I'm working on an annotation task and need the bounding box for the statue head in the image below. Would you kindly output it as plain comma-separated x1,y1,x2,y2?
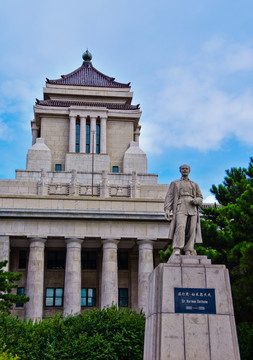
179,164,191,177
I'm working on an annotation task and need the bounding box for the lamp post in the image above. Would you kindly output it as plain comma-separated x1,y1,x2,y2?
91,130,95,197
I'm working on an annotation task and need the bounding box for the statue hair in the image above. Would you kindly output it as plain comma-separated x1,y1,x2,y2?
179,164,191,171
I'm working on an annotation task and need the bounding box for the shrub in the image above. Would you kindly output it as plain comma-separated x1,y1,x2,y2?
0,307,145,360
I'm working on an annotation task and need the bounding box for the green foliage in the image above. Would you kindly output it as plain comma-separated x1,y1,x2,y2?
159,245,173,263
0,262,29,313
200,158,253,358
237,322,253,360
0,307,145,360
0,345,19,360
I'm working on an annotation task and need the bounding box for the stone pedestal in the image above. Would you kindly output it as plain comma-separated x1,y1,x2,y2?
143,256,240,360
63,238,83,316
25,238,46,321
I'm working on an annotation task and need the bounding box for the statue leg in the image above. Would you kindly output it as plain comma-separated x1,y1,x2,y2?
173,213,188,254
184,215,197,254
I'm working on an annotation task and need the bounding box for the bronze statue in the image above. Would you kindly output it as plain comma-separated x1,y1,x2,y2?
164,165,203,256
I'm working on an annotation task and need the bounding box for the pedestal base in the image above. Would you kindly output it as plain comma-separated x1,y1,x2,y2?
143,256,240,360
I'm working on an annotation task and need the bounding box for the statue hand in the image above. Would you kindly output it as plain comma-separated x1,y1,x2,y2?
191,198,199,205
165,211,170,221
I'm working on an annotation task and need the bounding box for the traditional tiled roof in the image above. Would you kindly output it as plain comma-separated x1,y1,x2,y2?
46,62,131,88
36,99,140,110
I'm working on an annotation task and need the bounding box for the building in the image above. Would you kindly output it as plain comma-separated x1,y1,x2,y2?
0,50,169,320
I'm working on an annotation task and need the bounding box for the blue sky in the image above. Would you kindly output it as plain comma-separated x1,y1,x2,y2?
0,0,252,202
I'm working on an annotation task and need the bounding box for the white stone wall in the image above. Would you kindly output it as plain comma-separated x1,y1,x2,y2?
41,117,69,170
107,119,134,172
26,138,52,171
123,141,147,174
65,154,110,172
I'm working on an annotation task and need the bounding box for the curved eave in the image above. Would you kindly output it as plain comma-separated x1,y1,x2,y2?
46,63,131,89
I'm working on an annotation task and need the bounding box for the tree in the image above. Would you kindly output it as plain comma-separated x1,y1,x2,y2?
0,261,29,313
201,158,253,360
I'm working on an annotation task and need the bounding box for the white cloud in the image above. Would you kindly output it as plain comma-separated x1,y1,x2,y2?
142,38,253,153
203,195,217,204
0,118,10,140
0,79,39,131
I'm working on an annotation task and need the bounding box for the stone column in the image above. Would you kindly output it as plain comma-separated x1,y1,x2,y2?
101,239,119,308
63,238,83,316
130,171,140,198
31,122,39,145
25,238,46,321
69,116,76,153
134,125,141,145
90,117,96,154
0,236,10,271
100,170,110,197
80,116,86,153
100,117,107,154
138,240,154,314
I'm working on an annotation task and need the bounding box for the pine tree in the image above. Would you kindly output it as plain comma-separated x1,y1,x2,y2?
201,158,253,323
0,261,29,312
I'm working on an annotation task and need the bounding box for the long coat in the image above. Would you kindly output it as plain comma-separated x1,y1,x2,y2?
164,179,203,244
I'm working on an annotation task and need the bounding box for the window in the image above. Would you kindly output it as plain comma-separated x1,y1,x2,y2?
16,287,24,307
96,123,100,154
18,250,27,269
118,252,128,270
55,164,62,171
112,166,119,173
86,123,90,153
45,288,63,307
47,251,65,269
81,251,97,269
81,288,96,307
118,288,128,307
76,121,80,153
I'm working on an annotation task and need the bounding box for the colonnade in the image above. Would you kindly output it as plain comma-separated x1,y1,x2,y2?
21,237,154,320
68,115,107,154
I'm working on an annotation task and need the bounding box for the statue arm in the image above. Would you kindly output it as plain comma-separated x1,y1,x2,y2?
192,183,203,206
164,182,175,220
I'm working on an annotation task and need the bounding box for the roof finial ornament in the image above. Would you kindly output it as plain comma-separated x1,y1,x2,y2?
82,49,92,64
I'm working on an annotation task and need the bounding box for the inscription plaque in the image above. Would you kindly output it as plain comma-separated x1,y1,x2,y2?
174,288,216,314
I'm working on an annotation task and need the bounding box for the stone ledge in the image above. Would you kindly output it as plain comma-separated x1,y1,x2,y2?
168,255,211,265
0,208,166,221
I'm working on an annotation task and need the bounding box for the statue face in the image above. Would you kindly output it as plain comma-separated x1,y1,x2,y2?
180,165,190,176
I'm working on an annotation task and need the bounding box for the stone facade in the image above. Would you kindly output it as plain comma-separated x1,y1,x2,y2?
0,51,170,320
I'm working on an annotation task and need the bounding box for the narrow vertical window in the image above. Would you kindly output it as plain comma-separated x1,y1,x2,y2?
16,287,25,307
118,252,128,270
19,250,27,269
96,123,100,154
55,164,62,171
86,123,90,153
81,288,96,307
118,288,128,307
76,120,80,153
